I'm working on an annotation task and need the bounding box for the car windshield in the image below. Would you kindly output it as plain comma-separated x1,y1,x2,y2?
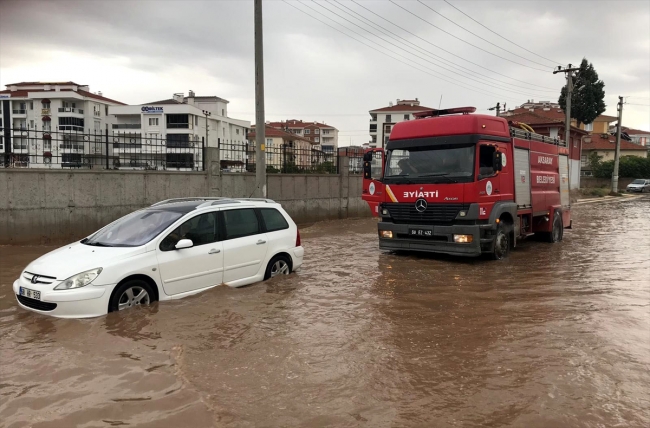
631,179,646,184
83,209,184,247
384,145,475,183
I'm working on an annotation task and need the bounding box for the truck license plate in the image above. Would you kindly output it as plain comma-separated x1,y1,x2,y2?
20,287,41,301
409,228,433,237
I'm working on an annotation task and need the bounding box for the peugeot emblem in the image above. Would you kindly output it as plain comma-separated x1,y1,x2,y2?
31,275,39,284
415,198,427,213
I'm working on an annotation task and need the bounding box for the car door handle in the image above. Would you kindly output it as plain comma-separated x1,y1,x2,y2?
208,248,221,254
256,240,267,245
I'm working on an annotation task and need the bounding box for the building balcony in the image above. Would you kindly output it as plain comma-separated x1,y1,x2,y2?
112,124,142,130
58,107,84,116
94,111,101,117
12,109,27,116
41,108,51,116
59,143,85,152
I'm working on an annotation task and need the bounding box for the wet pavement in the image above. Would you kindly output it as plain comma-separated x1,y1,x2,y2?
1,197,649,427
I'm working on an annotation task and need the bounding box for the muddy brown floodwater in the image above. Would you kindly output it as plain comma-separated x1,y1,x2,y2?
1,197,649,427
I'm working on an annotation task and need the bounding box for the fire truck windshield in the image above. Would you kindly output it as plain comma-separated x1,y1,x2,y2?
383,145,475,184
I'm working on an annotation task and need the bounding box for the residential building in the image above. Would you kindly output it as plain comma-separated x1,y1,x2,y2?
503,100,618,133
503,111,587,188
620,127,649,147
109,91,250,171
338,146,364,173
266,119,339,160
247,125,322,171
368,98,434,148
0,81,125,168
581,132,648,175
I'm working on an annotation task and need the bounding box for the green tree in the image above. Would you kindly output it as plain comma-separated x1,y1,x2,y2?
558,58,606,127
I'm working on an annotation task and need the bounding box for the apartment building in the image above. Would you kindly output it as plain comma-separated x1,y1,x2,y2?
0,81,124,168
109,91,250,171
247,125,320,171
368,98,433,148
266,119,339,159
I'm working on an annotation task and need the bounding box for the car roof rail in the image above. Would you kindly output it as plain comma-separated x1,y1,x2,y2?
150,197,231,207
235,198,276,203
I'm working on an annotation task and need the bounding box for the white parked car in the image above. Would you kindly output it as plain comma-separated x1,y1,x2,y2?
626,179,650,193
13,198,304,318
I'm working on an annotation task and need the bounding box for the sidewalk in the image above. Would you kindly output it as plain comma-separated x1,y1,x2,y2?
574,193,646,206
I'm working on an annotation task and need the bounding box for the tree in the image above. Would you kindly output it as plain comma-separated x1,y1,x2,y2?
558,58,606,127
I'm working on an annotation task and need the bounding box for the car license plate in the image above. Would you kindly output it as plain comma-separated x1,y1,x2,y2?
409,228,433,237
20,287,41,301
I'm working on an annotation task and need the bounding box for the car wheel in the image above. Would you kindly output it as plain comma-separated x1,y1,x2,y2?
491,222,510,260
109,279,155,313
264,255,292,280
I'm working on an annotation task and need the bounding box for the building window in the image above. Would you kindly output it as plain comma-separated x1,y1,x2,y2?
0,136,3,150
315,129,320,134
404,114,409,120
166,114,189,129
29,120,34,129
323,129,330,134
304,129,310,134
236,129,240,135
222,109,225,116
58,117,84,131
386,114,392,122
195,116,199,126
43,138,51,150
584,123,593,132
581,155,587,167
42,120,51,132
295,129,301,134
149,117,159,126
41,101,51,109
266,138,273,146
30,102,33,110
315,137,320,143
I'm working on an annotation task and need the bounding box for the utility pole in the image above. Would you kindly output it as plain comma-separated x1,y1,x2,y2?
612,96,624,193
254,0,266,198
488,102,502,116
553,64,580,147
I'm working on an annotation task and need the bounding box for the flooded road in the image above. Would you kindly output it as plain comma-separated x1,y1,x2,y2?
1,197,649,427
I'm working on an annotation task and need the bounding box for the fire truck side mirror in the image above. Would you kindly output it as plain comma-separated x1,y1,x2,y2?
493,151,503,171
363,152,373,162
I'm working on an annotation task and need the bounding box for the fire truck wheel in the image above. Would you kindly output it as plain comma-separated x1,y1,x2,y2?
548,211,564,243
491,222,510,260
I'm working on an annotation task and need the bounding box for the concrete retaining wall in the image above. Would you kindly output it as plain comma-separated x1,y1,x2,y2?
0,151,369,244
581,177,636,189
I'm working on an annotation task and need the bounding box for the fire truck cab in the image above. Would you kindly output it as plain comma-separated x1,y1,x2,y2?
362,107,572,259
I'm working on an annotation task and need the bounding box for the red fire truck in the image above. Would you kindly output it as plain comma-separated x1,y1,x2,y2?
362,107,572,259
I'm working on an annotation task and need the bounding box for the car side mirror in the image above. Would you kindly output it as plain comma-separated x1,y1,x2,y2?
175,239,194,250
493,151,503,171
363,152,373,162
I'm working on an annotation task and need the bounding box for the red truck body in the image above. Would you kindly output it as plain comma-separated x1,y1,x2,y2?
362,108,572,259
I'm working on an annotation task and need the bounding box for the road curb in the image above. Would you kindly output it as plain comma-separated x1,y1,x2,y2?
573,194,647,206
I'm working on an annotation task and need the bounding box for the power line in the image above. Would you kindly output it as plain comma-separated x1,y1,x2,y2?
328,0,557,95
416,0,554,68
442,0,562,65
388,0,550,72
314,0,552,97
349,0,557,91
625,103,650,107
284,0,523,103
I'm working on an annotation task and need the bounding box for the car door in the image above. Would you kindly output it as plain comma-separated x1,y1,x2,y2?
221,208,269,283
156,211,224,296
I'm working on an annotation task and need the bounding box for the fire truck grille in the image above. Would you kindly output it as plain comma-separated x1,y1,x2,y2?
384,203,469,225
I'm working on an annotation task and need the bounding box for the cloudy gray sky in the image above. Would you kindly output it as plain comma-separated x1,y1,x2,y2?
1,0,648,145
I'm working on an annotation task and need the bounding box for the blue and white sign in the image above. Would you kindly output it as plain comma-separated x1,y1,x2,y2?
0,94,11,99
141,106,163,114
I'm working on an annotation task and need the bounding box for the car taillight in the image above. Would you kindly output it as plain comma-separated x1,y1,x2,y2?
296,229,301,247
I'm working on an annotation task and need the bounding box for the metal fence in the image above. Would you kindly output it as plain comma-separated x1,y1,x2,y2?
0,128,351,174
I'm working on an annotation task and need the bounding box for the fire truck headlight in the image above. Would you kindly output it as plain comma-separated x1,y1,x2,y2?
380,230,393,239
453,234,473,243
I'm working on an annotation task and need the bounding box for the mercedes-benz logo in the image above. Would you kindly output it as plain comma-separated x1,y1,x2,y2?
415,198,428,213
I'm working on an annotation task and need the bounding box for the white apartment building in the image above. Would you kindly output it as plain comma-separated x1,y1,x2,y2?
368,98,433,148
0,81,124,168
109,91,250,171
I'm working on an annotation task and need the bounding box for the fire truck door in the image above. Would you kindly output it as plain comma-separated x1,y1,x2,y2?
362,149,384,217
477,144,502,218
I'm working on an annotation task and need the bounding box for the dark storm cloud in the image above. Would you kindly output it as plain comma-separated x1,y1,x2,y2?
1,0,648,141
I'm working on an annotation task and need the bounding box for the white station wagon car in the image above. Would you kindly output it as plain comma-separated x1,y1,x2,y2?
13,198,304,318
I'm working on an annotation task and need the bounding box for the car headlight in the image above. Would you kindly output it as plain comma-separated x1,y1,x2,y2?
54,268,103,290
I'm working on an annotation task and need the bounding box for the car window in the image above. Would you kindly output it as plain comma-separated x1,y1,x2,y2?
260,208,289,232
160,212,218,251
85,209,183,247
223,208,260,240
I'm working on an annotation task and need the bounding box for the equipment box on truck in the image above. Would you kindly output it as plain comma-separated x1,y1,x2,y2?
362,107,572,260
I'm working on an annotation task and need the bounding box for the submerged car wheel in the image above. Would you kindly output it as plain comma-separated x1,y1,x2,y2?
547,211,564,243
109,280,155,313
264,255,292,280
